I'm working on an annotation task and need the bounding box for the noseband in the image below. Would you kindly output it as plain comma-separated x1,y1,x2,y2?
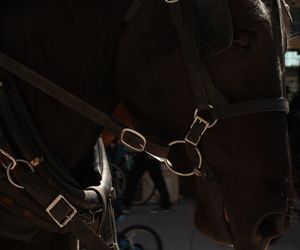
0,0,290,179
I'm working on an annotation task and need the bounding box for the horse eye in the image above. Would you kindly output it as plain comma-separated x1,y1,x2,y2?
233,31,253,49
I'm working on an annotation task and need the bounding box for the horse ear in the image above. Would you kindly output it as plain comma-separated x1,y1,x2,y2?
192,0,233,59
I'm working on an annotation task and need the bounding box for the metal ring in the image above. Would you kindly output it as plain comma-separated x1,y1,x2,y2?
6,160,35,189
163,140,202,177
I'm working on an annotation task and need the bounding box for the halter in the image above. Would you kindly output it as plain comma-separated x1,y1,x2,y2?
123,0,290,176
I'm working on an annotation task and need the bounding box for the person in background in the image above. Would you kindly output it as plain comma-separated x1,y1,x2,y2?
122,152,172,214
102,103,171,213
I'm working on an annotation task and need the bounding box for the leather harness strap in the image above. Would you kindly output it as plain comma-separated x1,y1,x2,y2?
0,77,116,249
0,51,169,158
11,165,113,250
0,149,113,250
0,134,114,250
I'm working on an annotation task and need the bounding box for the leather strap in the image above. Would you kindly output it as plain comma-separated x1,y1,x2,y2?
0,51,169,158
0,139,113,250
280,0,293,22
0,80,115,249
0,134,112,250
166,0,289,118
199,98,290,123
11,166,111,250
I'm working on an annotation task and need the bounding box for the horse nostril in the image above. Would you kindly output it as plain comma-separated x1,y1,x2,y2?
257,213,286,239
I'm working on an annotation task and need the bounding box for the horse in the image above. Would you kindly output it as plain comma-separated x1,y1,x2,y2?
0,0,293,250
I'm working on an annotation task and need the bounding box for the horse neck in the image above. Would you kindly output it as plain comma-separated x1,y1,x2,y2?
0,0,130,171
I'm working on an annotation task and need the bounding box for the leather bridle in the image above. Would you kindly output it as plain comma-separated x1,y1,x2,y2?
154,0,290,176
0,0,291,249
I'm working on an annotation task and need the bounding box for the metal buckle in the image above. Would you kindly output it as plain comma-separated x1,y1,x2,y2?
120,128,146,152
185,116,211,146
185,108,218,146
46,194,77,228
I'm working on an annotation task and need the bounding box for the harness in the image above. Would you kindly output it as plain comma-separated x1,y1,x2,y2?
0,0,291,249
0,74,118,249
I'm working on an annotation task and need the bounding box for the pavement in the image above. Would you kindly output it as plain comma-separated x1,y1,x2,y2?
116,197,300,250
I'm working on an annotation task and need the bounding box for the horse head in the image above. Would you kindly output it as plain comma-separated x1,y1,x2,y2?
113,0,292,249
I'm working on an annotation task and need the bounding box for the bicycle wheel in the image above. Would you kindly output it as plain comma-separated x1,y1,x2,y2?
111,163,127,198
132,173,156,206
119,225,163,250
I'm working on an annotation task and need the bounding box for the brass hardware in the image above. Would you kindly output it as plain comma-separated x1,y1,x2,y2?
30,157,43,167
